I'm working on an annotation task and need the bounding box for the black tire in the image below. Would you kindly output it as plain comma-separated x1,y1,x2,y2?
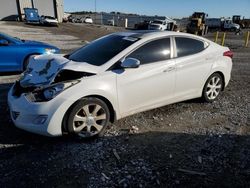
66,97,110,138
202,73,223,103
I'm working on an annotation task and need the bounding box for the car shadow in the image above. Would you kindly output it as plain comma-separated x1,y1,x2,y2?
0,72,21,76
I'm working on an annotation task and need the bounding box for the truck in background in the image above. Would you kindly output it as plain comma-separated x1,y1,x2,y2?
148,17,177,31
206,18,240,31
24,8,40,24
232,15,250,29
186,12,208,36
24,8,58,26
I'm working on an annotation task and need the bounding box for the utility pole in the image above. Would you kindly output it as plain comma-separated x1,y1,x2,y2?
94,0,97,24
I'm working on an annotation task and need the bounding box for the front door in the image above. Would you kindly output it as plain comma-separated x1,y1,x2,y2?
116,37,176,117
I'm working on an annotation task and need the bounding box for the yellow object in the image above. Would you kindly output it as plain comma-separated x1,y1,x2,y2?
215,31,219,43
221,32,226,46
245,31,250,47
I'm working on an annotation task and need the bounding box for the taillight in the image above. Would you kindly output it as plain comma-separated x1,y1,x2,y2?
223,50,233,59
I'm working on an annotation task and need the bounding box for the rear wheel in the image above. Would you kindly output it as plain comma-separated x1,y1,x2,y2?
202,73,223,102
66,98,110,138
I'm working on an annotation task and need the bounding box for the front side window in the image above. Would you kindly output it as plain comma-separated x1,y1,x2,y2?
175,37,205,57
128,38,171,65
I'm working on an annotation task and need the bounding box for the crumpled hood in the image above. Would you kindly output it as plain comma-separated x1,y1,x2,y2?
20,54,100,88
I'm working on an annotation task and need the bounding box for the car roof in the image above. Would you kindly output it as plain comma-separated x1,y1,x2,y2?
114,30,211,42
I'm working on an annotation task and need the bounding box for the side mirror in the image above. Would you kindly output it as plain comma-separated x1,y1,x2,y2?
0,39,9,46
121,58,140,69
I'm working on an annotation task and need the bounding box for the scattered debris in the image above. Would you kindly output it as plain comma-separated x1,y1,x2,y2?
113,149,120,161
130,125,139,133
178,168,206,176
101,172,110,180
119,178,126,184
198,156,202,163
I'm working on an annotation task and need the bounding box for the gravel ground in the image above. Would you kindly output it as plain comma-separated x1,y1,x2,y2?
0,22,249,187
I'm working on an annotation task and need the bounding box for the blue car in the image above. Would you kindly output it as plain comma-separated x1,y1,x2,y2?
0,32,60,72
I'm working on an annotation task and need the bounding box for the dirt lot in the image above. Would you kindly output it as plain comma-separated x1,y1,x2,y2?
0,22,250,187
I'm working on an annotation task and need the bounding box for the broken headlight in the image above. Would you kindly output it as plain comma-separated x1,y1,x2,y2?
27,80,80,102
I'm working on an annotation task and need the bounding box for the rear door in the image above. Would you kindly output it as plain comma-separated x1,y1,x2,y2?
174,36,211,100
116,37,176,117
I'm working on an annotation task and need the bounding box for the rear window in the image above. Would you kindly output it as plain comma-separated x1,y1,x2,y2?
175,37,205,57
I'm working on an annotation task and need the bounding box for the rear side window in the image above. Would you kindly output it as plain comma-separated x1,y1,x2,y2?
128,38,171,65
175,37,205,57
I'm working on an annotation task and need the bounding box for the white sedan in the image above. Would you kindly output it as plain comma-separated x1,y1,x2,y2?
40,15,58,26
8,31,233,138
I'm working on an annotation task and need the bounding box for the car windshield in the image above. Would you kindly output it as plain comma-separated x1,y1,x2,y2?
68,34,139,66
152,20,163,24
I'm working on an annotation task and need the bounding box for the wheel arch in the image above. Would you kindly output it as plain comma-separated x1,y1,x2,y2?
211,71,225,91
22,53,41,70
62,94,117,134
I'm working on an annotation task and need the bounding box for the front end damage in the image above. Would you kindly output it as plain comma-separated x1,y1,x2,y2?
12,55,96,102
8,54,98,136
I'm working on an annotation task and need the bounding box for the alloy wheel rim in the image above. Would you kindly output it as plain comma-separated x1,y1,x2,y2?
72,104,107,137
206,76,222,100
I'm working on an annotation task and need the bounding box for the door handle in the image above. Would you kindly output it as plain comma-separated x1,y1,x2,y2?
163,67,175,73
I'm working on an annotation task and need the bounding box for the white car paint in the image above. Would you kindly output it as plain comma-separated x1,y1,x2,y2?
84,17,93,24
40,16,58,25
148,18,176,31
8,31,232,137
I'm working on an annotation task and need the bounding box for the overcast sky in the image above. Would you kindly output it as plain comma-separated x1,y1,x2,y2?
64,0,250,18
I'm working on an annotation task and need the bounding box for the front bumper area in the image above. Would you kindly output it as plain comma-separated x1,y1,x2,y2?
8,85,70,137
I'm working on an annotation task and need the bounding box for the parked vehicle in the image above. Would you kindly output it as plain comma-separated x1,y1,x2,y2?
134,20,152,30
149,17,176,31
107,19,115,26
0,32,59,72
232,15,250,29
84,17,93,24
207,18,240,31
71,17,84,23
63,13,72,22
24,8,40,24
187,12,208,35
205,18,222,30
8,31,232,138
222,18,240,31
206,18,240,31
40,15,59,26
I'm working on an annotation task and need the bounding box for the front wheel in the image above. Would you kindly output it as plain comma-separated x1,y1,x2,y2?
66,97,110,138
202,73,223,102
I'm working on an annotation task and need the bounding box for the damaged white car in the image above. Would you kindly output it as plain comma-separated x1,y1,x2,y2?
8,31,233,138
